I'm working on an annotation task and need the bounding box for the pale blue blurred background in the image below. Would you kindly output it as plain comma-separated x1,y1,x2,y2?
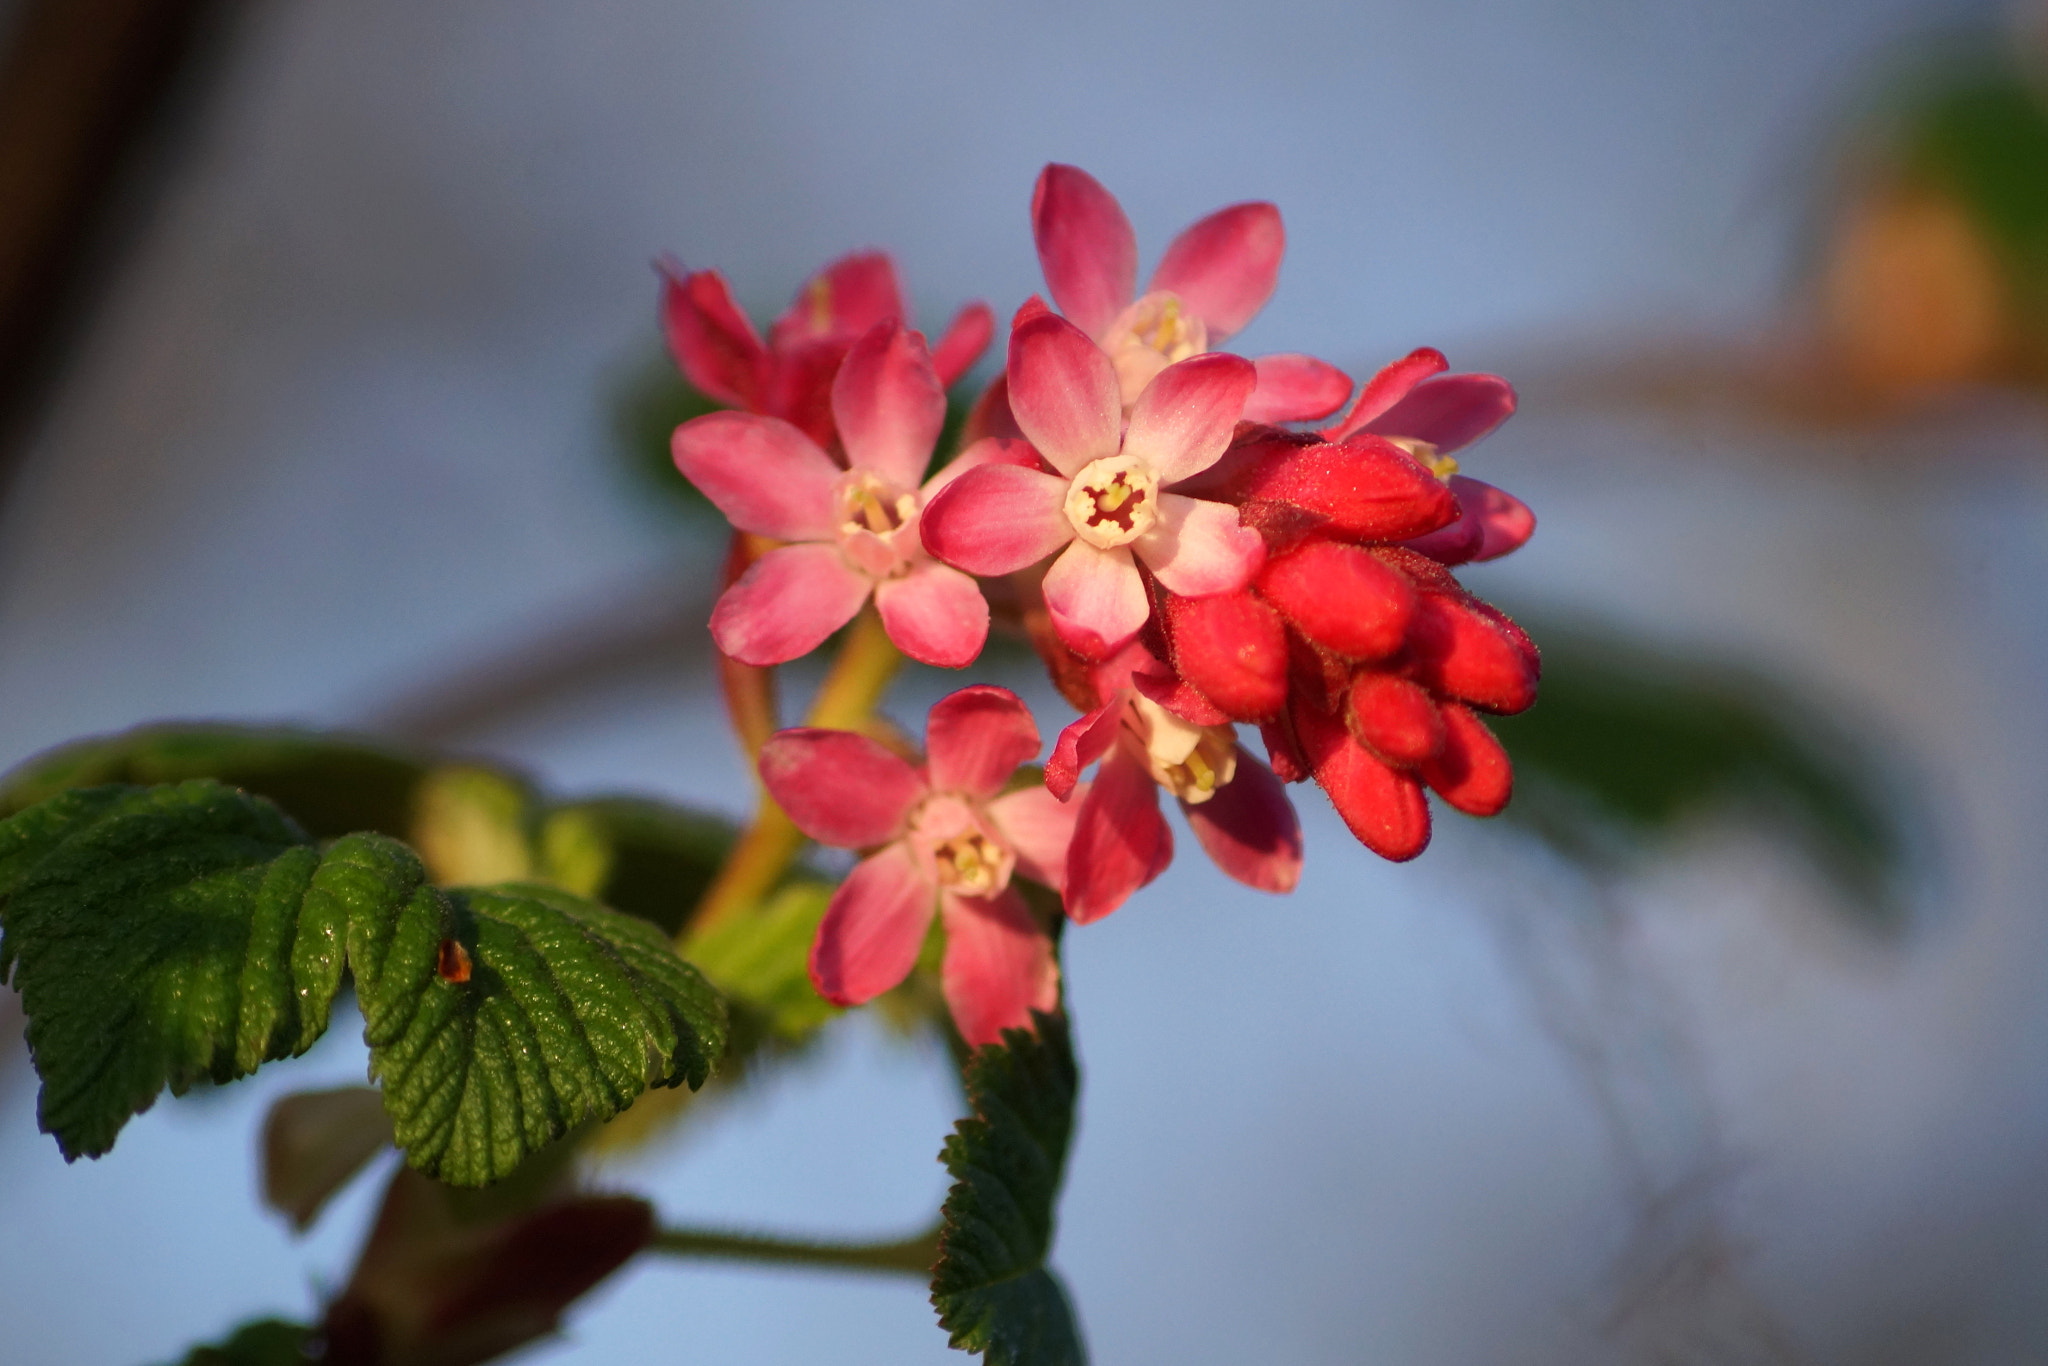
4,1,2048,1362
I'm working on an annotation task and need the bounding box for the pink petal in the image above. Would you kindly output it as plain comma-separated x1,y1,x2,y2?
874,562,989,668
987,785,1084,889
1006,313,1124,477
771,250,905,350
924,685,1041,798
1320,347,1449,442
660,266,769,411
763,336,851,449
832,322,945,490
919,461,1073,575
1063,749,1173,924
1130,668,1232,727
931,302,996,389
1365,373,1517,453
1182,751,1301,893
671,412,842,540
1243,354,1353,424
1046,701,1123,800
1042,541,1149,661
939,889,1059,1046
809,843,936,1005
1031,164,1138,338
1400,505,1487,565
961,373,1022,445
919,436,1044,500
710,543,872,666
1455,476,1536,561
1147,201,1284,341
1135,493,1265,597
759,727,926,848
1123,352,1258,485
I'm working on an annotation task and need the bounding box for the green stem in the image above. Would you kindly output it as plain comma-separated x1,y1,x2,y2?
647,1220,940,1276
683,608,904,942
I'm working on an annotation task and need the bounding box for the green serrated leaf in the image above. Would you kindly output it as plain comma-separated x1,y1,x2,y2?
158,1317,315,1366
0,781,726,1182
366,880,725,1186
931,1013,1087,1366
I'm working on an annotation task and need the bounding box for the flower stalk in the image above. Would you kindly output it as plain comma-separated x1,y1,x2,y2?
683,607,904,942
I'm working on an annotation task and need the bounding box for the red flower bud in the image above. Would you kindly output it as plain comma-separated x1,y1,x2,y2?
1260,540,1416,661
1165,591,1289,721
1210,436,1457,542
1346,672,1445,766
1404,591,1539,714
1418,702,1513,816
1293,695,1432,861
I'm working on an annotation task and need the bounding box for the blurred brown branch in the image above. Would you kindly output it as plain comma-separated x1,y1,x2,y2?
0,0,239,492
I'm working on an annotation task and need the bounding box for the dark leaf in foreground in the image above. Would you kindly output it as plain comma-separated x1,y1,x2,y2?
159,1317,315,1366
931,1012,1086,1365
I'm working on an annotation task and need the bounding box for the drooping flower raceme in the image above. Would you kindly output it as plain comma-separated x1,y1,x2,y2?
921,310,1267,659
662,249,992,448
1318,347,1534,566
673,321,1017,668
1031,163,1351,422
758,686,1082,1046
1042,640,1301,923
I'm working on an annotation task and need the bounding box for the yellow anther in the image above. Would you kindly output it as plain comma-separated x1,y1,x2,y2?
1390,437,1459,481
1180,747,1217,794
807,278,833,334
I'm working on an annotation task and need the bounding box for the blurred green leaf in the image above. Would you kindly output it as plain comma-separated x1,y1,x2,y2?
1491,628,1905,916
0,723,429,838
683,879,838,1043
931,1012,1086,1366
159,1318,315,1366
538,796,735,936
0,781,727,1181
1904,65,2048,283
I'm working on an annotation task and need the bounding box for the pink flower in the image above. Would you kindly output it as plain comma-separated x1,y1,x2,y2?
1319,348,1534,566
1031,163,1351,422
662,250,993,448
759,686,1082,1046
920,311,1267,659
1043,642,1302,923
672,321,1029,668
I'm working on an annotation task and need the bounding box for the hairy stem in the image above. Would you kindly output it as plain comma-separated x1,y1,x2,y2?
684,608,903,940
647,1220,940,1276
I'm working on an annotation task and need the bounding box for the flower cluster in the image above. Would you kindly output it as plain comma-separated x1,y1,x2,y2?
667,165,1537,1044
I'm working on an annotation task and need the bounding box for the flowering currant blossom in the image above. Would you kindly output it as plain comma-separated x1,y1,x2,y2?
920,310,1267,659
1030,163,1351,422
672,321,1023,668
662,249,993,448
1318,347,1534,566
1139,364,1537,862
758,686,1082,1046
1041,639,1301,923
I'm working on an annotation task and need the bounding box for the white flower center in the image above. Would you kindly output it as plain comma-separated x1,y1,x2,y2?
1063,454,1159,549
909,793,1015,897
1126,695,1238,805
1103,291,1208,404
835,469,921,579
